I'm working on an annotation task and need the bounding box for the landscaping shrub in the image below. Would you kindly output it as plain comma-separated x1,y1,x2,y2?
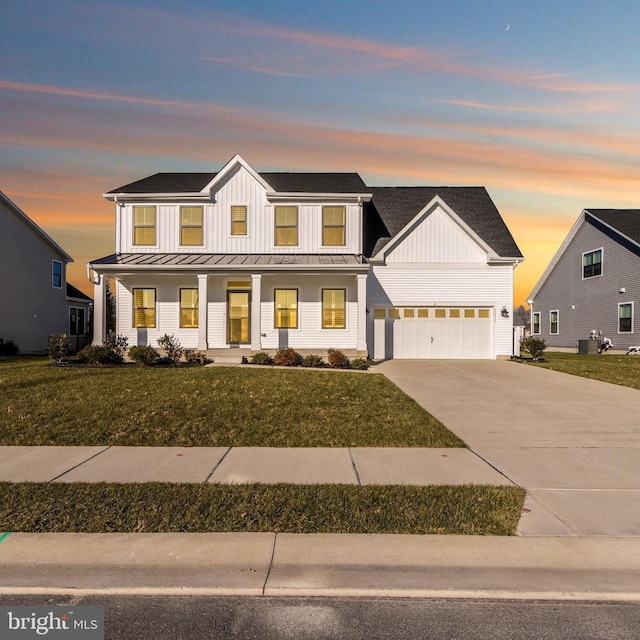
520,336,547,361
184,350,212,366
47,333,70,364
350,357,370,370
0,341,19,356
274,348,302,367
250,351,274,365
157,334,184,365
128,345,159,365
327,348,350,369
301,354,325,368
77,331,128,365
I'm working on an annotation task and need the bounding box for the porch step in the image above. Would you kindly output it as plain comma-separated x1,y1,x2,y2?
204,349,251,365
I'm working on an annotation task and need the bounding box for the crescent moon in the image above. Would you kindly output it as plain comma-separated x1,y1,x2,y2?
504,24,510,31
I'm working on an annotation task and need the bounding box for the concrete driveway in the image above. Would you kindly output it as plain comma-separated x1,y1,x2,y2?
377,359,640,537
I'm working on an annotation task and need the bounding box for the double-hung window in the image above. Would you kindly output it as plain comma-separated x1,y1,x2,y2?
322,206,346,246
133,206,156,246
274,289,298,328
52,260,62,288
180,289,198,328
619,302,633,333
583,249,602,278
180,206,203,246
322,289,346,329
133,288,156,328
532,312,541,335
231,206,247,236
550,310,559,335
274,206,298,246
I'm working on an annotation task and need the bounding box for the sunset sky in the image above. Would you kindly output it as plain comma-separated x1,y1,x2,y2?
2,0,640,305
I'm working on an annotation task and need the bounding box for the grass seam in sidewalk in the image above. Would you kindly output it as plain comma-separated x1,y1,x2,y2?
0,482,525,536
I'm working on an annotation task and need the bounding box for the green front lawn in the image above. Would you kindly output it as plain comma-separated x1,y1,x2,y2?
521,352,640,390
0,358,463,447
0,482,524,535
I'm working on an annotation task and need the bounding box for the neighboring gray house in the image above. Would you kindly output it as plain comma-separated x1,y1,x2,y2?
528,209,640,351
89,154,523,360
0,191,92,354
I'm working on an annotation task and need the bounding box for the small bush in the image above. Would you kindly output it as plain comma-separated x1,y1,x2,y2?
274,348,302,367
184,350,212,366
77,331,128,365
520,336,547,361
0,340,19,356
157,334,184,365
327,348,350,369
48,333,70,363
128,345,159,365
301,354,325,368
350,357,370,370
250,351,274,366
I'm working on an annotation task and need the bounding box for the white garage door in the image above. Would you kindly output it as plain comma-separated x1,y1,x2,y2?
374,307,493,359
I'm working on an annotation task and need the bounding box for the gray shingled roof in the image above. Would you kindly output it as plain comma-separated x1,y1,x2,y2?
585,209,640,245
66,283,92,301
91,253,366,267
365,187,523,258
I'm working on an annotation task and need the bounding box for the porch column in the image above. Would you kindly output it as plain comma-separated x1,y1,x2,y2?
92,274,106,345
197,274,208,351
251,273,262,350
356,273,368,353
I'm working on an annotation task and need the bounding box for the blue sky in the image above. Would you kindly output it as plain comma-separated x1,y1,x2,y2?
2,0,640,302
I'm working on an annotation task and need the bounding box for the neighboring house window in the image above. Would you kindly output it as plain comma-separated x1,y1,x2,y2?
133,206,156,245
133,288,156,328
52,260,63,288
322,206,346,246
322,289,346,329
275,206,298,246
231,206,247,236
532,312,541,335
274,289,298,328
69,307,86,336
180,206,203,246
619,302,633,333
550,310,559,335
180,289,198,328
583,249,602,278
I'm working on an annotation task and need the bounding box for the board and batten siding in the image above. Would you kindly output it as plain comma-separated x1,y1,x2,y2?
0,199,69,353
533,218,640,349
117,165,363,255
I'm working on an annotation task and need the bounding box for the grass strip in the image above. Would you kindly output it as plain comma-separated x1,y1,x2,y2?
0,359,463,447
520,352,640,390
0,482,525,535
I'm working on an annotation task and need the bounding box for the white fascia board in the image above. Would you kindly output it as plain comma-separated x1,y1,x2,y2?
201,154,273,194
266,192,373,203
370,195,496,263
103,193,208,202
528,211,586,301
90,263,369,274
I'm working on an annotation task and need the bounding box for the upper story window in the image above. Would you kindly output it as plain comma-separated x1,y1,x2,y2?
583,249,602,279
322,206,346,246
52,260,62,288
532,312,541,335
180,206,203,246
133,288,156,328
619,302,633,333
231,206,247,236
550,310,559,335
274,289,298,328
133,206,156,246
275,206,298,246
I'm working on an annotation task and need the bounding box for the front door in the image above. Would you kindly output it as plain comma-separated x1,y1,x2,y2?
228,291,250,344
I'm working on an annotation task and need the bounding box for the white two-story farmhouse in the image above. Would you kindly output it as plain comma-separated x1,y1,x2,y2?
88,155,523,360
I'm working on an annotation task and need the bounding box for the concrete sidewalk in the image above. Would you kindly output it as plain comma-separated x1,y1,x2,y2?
1,532,640,600
0,445,511,486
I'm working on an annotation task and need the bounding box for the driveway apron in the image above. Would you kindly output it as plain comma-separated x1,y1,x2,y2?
376,359,640,537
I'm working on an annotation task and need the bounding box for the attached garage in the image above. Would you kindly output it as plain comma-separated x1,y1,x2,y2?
373,307,494,359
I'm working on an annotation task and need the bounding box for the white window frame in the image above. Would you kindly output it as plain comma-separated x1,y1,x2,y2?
582,248,603,280
52,260,63,289
550,310,559,335
532,312,541,335
618,301,634,334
